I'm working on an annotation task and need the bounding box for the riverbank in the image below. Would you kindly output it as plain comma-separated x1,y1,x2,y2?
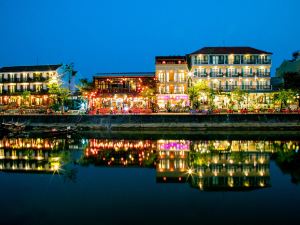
1,114,300,131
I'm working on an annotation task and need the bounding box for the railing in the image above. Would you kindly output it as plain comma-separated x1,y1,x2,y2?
217,85,272,91
194,59,272,65
0,77,48,83
97,89,139,94
193,60,208,65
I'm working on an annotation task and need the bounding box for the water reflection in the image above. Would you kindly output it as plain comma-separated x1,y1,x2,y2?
1,137,299,190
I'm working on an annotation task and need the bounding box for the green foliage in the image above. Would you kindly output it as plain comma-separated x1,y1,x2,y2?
231,87,247,109
48,82,70,113
77,78,94,93
21,91,31,106
275,89,298,109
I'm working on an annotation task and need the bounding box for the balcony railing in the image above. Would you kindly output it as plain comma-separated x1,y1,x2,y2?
193,60,208,65
97,88,140,94
194,59,271,65
216,85,272,91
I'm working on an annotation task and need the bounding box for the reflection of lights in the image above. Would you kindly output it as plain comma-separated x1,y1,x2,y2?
199,182,203,190
260,171,265,176
259,181,265,187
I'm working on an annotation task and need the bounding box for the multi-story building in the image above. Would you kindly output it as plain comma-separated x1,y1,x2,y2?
188,47,272,92
0,64,62,107
155,56,190,109
92,72,155,111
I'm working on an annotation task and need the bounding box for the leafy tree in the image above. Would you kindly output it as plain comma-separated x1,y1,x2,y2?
76,78,94,93
231,87,247,110
48,82,70,114
275,89,297,109
21,91,31,107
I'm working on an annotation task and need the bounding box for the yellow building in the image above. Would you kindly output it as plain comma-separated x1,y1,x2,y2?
155,56,190,109
188,47,272,92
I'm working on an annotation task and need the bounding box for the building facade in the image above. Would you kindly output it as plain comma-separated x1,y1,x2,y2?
92,72,156,112
0,64,62,107
188,47,272,92
155,56,189,109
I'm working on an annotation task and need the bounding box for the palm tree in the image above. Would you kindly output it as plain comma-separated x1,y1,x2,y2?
188,86,200,109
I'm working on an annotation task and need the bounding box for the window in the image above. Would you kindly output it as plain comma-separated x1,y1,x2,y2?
211,68,220,76
165,85,169,93
174,72,184,82
212,56,219,64
9,85,15,93
158,72,165,82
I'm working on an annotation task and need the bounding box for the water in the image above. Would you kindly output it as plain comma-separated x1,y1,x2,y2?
0,133,300,225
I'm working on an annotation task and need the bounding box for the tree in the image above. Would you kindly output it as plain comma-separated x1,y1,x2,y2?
140,86,156,109
231,88,247,110
48,82,70,114
275,89,297,109
21,91,31,107
188,80,211,109
76,78,94,93
188,86,200,109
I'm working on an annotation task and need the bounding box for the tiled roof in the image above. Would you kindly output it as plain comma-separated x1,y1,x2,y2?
190,47,272,55
94,72,155,78
0,64,62,73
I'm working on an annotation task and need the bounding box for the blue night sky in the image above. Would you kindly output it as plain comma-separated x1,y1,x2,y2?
0,0,299,80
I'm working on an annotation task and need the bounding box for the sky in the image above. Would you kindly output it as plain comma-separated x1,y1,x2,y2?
0,0,299,80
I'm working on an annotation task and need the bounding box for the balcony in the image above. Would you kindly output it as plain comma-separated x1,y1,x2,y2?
193,60,208,65
97,88,140,94
253,72,270,77
194,73,208,78
210,73,224,78
257,59,271,64
218,85,272,92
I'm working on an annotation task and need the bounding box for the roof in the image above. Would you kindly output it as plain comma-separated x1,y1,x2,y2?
94,72,155,78
155,56,187,65
0,64,62,73
190,47,272,55
155,56,186,60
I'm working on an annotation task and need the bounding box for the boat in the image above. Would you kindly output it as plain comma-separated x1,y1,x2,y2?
41,126,77,136
0,122,26,133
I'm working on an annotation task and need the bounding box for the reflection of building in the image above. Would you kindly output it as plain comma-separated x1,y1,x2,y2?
0,65,62,106
84,139,157,167
156,140,190,182
92,72,155,110
155,56,189,109
156,140,276,191
191,150,270,190
0,138,63,173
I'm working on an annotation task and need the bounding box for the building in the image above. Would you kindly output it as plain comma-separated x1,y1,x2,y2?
155,56,190,109
92,72,156,111
276,50,300,77
0,64,62,107
188,47,272,92
276,50,300,90
186,47,275,110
